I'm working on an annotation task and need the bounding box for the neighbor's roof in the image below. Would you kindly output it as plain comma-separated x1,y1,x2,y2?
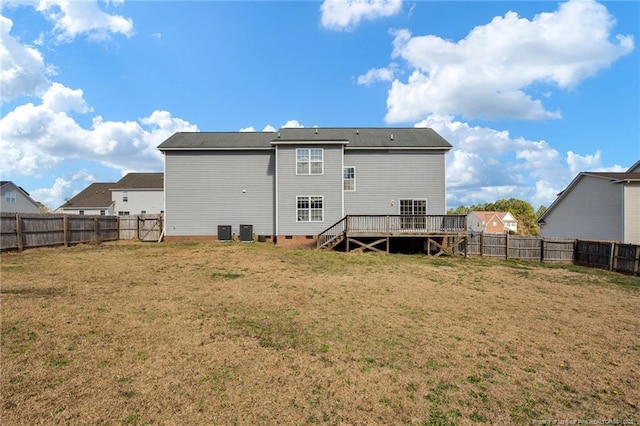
58,182,115,209
112,172,163,190
469,211,512,223
582,171,640,182
157,128,452,150
1,181,32,197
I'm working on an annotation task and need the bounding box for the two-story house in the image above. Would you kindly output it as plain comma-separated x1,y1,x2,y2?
56,173,164,216
1,181,41,214
111,173,164,216
537,160,640,244
158,127,452,246
466,211,518,234
56,182,116,215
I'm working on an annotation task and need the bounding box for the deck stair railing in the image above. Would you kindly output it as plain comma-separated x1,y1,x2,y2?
318,215,467,249
317,216,348,249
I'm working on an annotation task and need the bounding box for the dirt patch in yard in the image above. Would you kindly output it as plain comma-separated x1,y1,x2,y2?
1,241,638,424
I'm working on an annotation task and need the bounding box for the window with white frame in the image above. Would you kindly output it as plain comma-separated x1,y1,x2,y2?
343,167,355,191
123,191,128,202
296,148,323,175
5,191,16,203
297,196,323,222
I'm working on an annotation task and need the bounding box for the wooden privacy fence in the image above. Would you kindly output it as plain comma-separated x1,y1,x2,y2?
466,233,575,262
466,233,639,275
1,213,118,252
574,240,640,275
118,214,163,242
1,213,164,251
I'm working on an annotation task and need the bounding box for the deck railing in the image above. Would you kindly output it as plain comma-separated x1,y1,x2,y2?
318,215,466,248
346,214,466,234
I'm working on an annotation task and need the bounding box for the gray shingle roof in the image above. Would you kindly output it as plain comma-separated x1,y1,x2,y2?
58,183,115,209
158,132,277,150
112,173,164,190
585,172,640,182
157,128,452,150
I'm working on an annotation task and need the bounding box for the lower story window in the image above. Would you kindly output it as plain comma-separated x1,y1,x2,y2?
297,196,323,222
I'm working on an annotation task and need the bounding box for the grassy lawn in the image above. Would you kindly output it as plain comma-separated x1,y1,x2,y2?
1,241,638,425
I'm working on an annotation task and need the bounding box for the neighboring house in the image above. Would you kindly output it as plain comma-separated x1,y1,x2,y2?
111,172,164,215
158,127,452,245
0,181,40,214
537,160,640,244
466,211,518,234
56,182,116,215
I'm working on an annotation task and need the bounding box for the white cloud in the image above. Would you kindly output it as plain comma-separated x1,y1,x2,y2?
41,82,92,113
282,120,304,128
262,125,276,132
356,64,397,86
385,0,634,123
34,0,134,42
321,0,402,31
0,82,197,177
416,114,572,208
0,15,48,103
239,126,256,132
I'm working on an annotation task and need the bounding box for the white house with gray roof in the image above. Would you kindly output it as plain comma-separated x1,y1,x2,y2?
537,160,640,244
158,127,452,246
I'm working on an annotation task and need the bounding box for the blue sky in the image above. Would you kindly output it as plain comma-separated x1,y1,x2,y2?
1,0,638,211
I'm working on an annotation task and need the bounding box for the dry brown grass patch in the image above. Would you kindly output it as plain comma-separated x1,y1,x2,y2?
1,241,638,424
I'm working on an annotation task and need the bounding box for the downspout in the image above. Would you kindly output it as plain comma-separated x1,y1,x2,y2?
162,151,166,236
274,144,279,243
620,183,625,243
341,144,345,218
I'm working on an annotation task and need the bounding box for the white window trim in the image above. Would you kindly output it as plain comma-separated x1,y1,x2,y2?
343,166,356,192
296,148,324,175
5,191,16,203
296,195,324,222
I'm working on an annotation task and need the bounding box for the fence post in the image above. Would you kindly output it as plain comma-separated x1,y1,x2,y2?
63,215,69,247
635,245,640,276
479,232,484,257
93,216,99,243
15,214,23,252
611,242,618,272
540,238,544,262
505,233,510,260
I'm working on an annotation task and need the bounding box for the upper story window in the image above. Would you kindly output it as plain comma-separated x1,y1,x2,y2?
343,167,356,191
123,191,128,202
5,191,16,203
296,148,323,175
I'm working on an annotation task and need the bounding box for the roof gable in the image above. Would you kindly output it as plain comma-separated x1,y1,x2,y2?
537,169,640,224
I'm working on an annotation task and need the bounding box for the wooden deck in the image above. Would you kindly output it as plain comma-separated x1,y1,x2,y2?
317,215,468,256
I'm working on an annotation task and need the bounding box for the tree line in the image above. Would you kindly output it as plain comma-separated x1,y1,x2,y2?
447,198,547,236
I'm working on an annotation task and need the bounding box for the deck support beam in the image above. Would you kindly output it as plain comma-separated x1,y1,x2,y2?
347,237,389,254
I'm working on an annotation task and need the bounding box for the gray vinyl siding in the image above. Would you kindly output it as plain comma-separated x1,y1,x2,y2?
344,150,447,215
624,183,640,244
1,183,40,214
276,145,343,235
540,175,623,241
165,151,274,236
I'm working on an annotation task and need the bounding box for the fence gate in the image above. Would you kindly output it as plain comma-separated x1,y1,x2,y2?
137,216,162,241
